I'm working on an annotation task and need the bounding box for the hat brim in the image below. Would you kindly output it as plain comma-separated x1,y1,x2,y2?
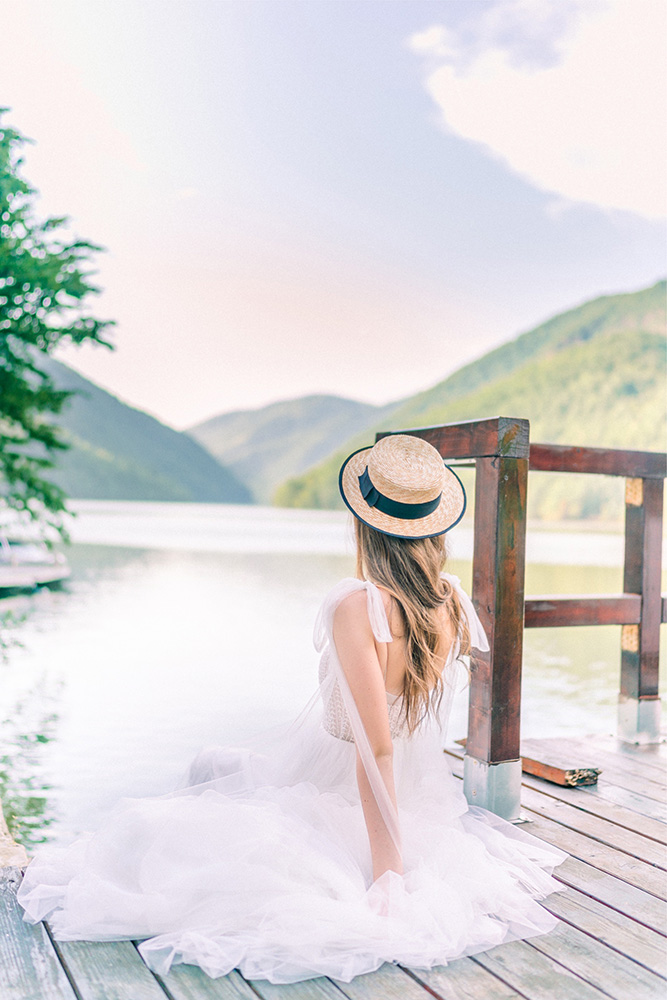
339,444,467,540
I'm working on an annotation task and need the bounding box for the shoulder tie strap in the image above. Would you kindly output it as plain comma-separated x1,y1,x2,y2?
442,572,490,652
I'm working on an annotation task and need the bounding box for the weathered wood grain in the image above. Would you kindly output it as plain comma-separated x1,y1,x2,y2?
517,810,667,897
49,938,167,1000
533,740,667,800
519,774,667,843
444,747,667,843
554,857,667,934
473,938,609,999
590,732,667,761
0,867,77,1000
159,964,258,999
528,918,665,1000
591,780,667,823
467,454,528,765
333,963,429,1000
542,886,667,978
528,444,666,479
587,768,666,803
524,594,641,628
622,476,664,702
249,975,346,999
378,417,531,461
519,738,666,800
406,958,525,999
520,755,600,788
517,785,667,869
543,737,666,783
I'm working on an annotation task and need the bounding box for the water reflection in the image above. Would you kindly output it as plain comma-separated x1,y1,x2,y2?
0,681,60,850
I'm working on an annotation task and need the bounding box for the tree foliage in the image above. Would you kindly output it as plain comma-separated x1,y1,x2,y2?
0,111,114,534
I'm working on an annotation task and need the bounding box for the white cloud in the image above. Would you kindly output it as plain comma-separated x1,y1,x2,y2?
409,0,666,220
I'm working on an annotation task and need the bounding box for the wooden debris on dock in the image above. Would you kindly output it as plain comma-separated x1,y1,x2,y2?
455,737,602,787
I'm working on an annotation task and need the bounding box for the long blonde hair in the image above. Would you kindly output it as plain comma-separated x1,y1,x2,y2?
355,518,471,734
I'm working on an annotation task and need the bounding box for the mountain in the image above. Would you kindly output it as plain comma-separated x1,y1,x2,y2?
188,395,398,504
42,359,252,504
273,280,667,521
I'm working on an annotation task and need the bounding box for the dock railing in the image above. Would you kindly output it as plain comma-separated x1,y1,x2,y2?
376,417,666,822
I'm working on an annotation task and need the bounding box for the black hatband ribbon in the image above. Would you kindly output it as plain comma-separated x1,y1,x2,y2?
358,467,441,520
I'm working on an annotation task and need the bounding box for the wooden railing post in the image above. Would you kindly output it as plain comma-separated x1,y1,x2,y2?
377,416,531,822
619,476,664,743
465,444,529,822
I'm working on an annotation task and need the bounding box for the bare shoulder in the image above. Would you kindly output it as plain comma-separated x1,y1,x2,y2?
333,589,375,640
334,588,369,621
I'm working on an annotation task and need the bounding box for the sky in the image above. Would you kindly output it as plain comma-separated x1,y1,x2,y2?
1,0,665,429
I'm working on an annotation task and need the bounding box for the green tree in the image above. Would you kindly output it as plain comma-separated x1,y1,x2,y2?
0,111,114,535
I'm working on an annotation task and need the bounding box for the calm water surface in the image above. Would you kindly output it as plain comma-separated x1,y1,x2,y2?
0,501,664,848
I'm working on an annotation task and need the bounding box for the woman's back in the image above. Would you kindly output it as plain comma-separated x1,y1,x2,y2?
372,583,457,698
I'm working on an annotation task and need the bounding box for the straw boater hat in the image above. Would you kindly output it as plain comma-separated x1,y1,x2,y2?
339,434,466,540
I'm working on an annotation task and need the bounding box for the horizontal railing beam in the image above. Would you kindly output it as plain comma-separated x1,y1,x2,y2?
529,444,666,478
377,416,530,460
524,594,642,627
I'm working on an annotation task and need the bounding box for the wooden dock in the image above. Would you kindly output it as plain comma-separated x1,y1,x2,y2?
1,733,665,1000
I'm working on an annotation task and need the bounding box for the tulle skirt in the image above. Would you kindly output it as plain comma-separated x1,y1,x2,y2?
18,715,567,984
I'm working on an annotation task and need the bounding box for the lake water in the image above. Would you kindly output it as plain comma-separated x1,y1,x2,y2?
0,500,664,849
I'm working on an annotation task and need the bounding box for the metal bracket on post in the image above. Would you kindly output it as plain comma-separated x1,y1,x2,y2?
463,754,524,822
617,695,663,745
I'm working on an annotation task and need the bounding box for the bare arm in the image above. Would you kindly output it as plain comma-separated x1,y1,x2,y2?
333,592,403,881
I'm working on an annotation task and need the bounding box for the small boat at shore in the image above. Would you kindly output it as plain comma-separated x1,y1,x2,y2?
0,533,70,592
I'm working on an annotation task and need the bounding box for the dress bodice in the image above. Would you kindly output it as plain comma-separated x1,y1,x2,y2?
315,573,487,744
319,648,409,742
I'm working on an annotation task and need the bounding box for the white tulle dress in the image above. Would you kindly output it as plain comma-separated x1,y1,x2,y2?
18,574,566,984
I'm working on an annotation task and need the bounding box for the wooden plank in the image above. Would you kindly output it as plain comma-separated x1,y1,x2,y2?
516,809,667,897
250,975,345,998
529,776,667,841
0,867,78,1000
554,857,667,934
519,738,666,800
524,594,641,628
473,939,609,999
528,444,667,479
467,454,527,764
159,964,258,999
378,416,531,460
549,737,666,783
527,917,665,1000
527,739,666,799
542,886,667,978
582,734,667,772
592,769,666,802
520,756,600,788
622,476,664,701
49,938,167,1000
333,963,431,999
406,958,526,999
445,747,667,844
591,779,667,823
517,784,667,869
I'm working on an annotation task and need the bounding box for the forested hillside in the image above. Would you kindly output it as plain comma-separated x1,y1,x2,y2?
189,395,397,503
43,359,252,504
274,281,666,521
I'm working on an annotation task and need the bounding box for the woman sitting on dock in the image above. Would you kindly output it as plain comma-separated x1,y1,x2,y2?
18,434,566,984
